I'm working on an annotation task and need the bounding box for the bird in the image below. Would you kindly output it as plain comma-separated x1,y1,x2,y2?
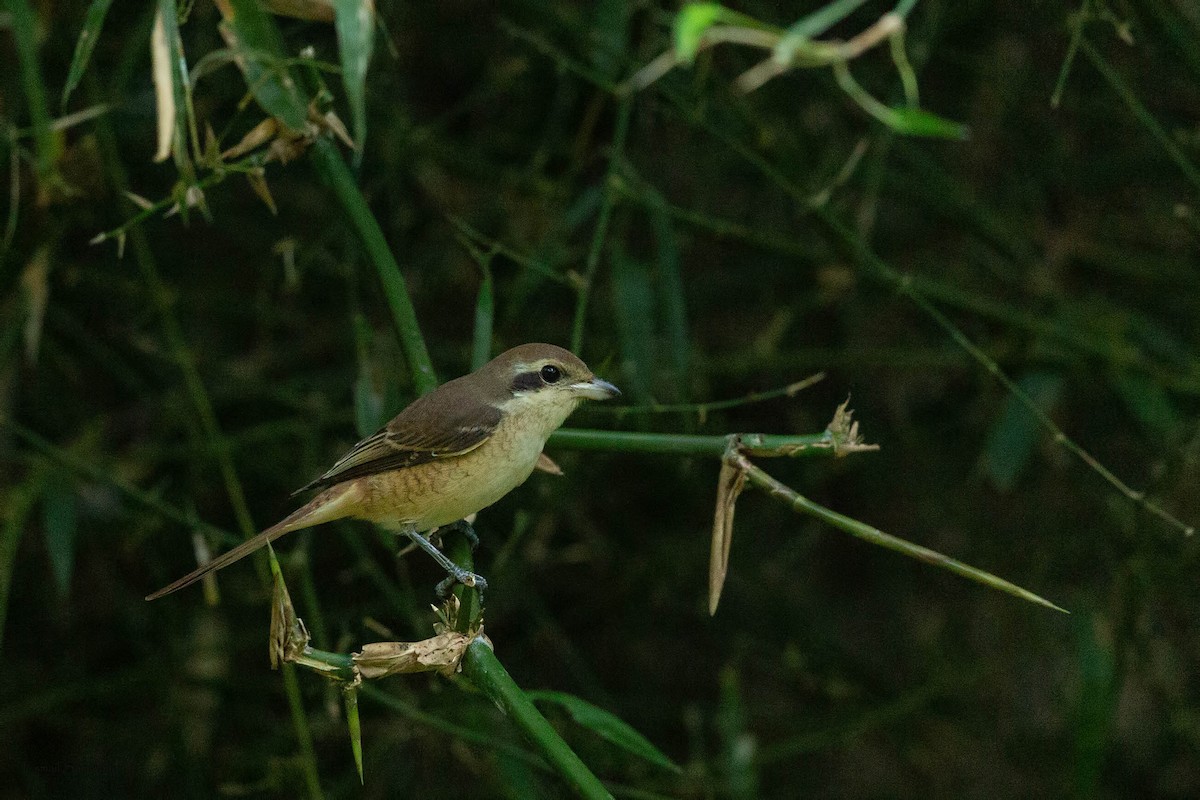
146,343,620,601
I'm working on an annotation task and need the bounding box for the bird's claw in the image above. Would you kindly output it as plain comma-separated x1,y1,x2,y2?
445,519,480,552
436,569,488,599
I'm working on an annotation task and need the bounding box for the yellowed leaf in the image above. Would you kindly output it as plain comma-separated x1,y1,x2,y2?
246,168,278,215
20,248,51,364
709,458,747,615
150,11,174,163
221,117,280,160
261,0,335,22
535,452,564,476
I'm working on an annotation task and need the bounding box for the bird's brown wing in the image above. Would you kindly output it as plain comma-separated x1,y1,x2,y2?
296,377,502,493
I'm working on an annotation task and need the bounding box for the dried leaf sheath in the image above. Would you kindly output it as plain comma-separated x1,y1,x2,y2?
709,457,746,615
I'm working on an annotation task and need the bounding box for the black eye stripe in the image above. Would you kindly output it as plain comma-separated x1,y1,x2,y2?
511,371,542,392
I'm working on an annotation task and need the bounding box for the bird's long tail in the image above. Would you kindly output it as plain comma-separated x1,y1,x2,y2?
145,481,365,601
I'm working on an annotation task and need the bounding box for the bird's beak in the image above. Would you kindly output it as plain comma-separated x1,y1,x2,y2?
571,378,621,400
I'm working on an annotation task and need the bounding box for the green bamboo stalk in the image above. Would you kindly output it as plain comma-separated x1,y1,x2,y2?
733,453,1068,613
461,638,614,800
549,429,830,457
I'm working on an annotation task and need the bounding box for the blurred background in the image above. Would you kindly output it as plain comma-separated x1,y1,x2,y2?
2,1,1199,797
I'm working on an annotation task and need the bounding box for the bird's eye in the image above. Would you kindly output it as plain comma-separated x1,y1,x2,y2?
540,364,562,384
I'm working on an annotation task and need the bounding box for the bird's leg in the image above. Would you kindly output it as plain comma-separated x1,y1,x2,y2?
399,524,488,595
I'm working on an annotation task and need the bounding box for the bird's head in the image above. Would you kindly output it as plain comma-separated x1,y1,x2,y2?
480,343,620,436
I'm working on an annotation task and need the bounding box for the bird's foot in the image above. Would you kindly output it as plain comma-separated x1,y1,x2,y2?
443,519,480,552
436,568,488,599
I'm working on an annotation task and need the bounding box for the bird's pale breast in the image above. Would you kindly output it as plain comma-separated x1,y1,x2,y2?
351,412,549,531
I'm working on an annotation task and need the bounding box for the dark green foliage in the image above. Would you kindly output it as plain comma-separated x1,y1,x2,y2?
2,1,1199,798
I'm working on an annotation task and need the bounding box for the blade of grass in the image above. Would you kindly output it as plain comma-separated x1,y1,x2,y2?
0,470,42,653
610,249,656,404
310,137,437,393
62,0,115,108
216,0,308,131
360,685,551,770
527,690,681,774
41,468,78,600
333,0,375,165
648,205,690,401
8,0,58,180
786,0,871,40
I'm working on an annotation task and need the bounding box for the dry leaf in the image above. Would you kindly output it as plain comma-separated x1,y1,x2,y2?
246,168,278,215
150,11,174,163
709,457,747,615
353,632,476,679
262,0,335,22
535,452,564,476
269,564,310,669
222,117,280,161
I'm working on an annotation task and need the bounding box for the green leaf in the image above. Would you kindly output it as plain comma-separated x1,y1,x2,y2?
471,263,494,372
333,0,374,163
673,4,778,65
526,690,681,773
343,685,364,783
352,314,387,437
885,107,970,140
716,667,758,800
611,250,657,404
1111,373,1179,438
42,471,77,600
0,476,41,653
62,0,114,108
674,4,724,63
982,370,1064,492
786,0,869,39
218,0,309,132
1071,613,1118,796
152,0,193,184
650,205,690,402
9,0,58,179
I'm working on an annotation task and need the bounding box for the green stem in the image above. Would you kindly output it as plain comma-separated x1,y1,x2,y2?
308,136,437,394
734,453,1068,613
444,528,482,633
462,639,614,800
282,662,325,800
549,428,831,457
1078,37,1200,193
